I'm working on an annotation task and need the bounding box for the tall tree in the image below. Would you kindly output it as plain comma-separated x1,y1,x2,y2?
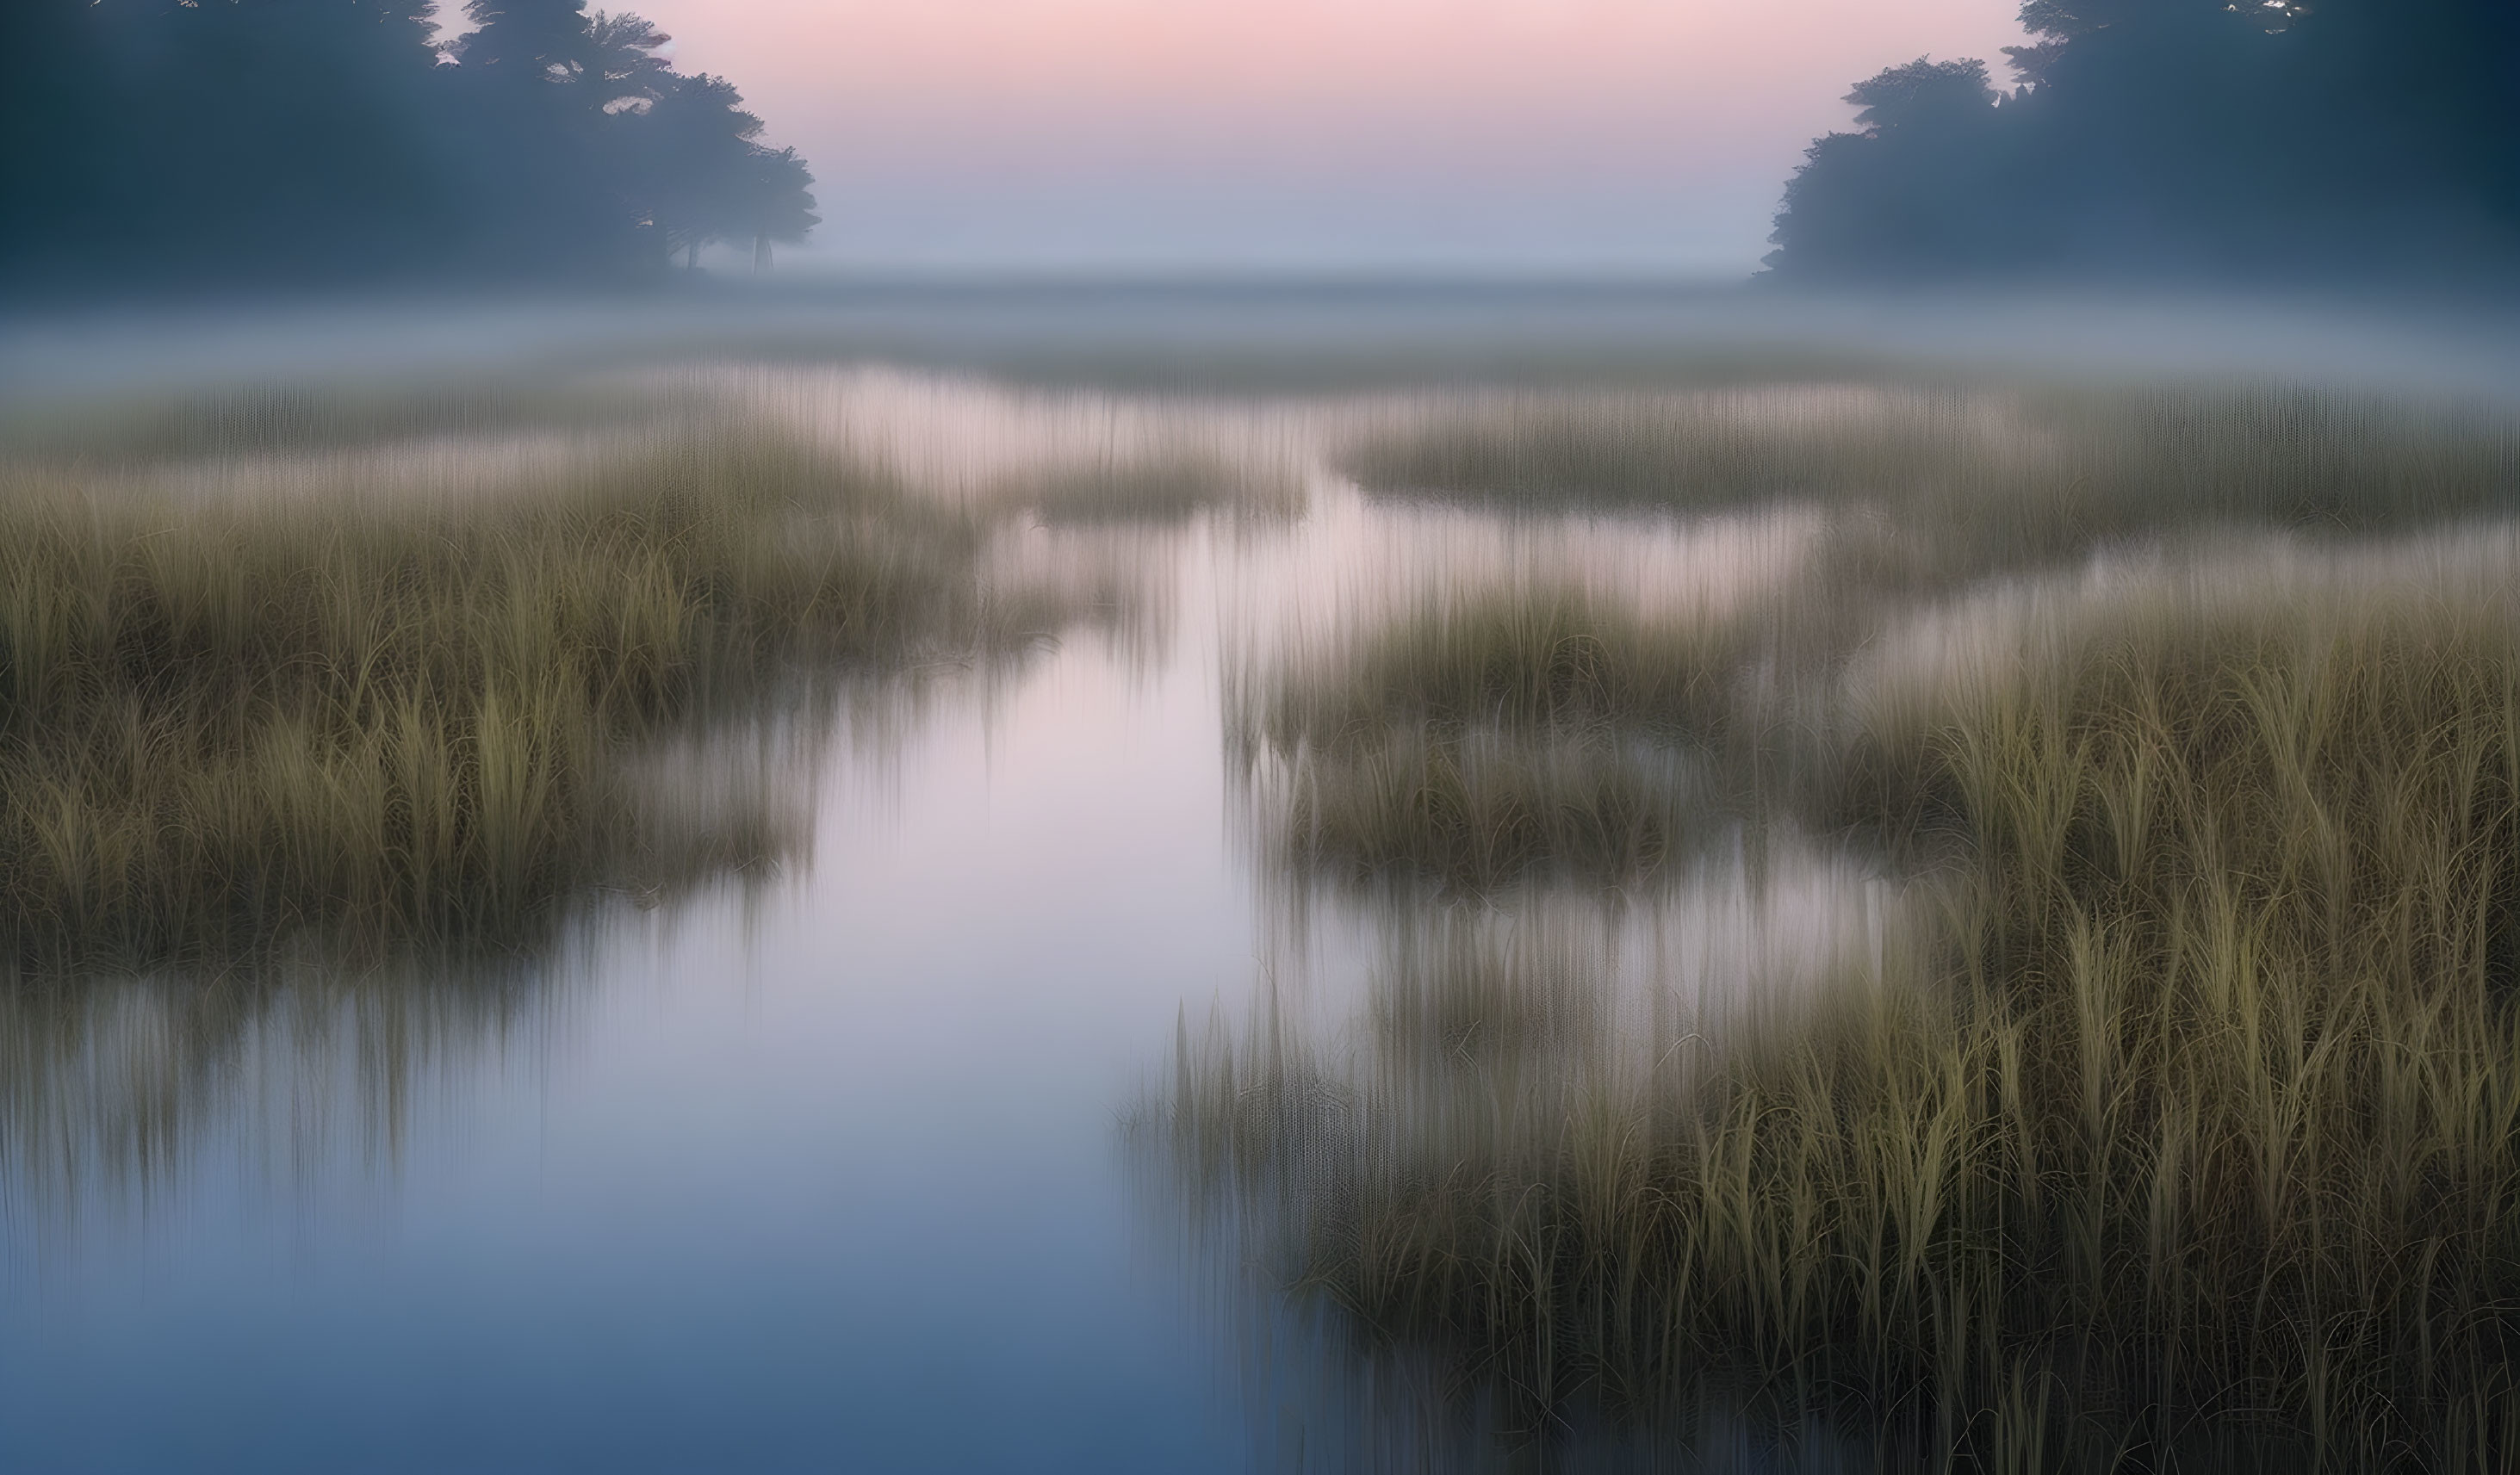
0,0,820,296
451,0,594,81
736,147,821,274
630,71,815,270
1766,59,2016,280
1765,0,2520,282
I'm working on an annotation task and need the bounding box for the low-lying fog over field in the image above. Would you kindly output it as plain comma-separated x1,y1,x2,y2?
0,288,2516,1472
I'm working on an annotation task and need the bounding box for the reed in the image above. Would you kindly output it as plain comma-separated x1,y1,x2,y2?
1004,452,1306,526
0,376,665,465
1342,387,2000,517
0,429,1030,970
1341,385,2520,577
1235,581,1747,891
1174,548,2520,1468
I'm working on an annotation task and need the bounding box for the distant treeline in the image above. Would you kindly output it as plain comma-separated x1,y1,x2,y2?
1766,0,2520,283
1,0,816,294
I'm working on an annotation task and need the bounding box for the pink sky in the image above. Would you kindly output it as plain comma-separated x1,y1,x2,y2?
619,0,2028,273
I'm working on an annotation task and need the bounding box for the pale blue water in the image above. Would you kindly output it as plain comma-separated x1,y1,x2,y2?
11,283,2512,1475
0,582,1254,1473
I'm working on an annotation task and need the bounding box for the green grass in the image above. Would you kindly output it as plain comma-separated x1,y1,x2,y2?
0,428,1042,972
1173,542,2520,1468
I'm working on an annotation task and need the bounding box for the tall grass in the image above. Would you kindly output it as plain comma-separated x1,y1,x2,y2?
1234,582,1747,891
1341,386,2520,575
0,377,667,465
1173,546,2520,1468
1001,452,1306,526
0,430,1035,970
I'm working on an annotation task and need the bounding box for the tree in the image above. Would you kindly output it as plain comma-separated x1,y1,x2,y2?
1766,59,2016,281
1763,0,2520,282
736,146,820,274
586,11,675,113
0,0,818,297
629,71,815,271
451,0,595,82
1845,57,1998,132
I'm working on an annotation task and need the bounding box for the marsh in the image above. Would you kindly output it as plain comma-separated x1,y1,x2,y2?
3,287,2519,1472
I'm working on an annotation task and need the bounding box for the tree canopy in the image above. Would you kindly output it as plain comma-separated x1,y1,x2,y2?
0,0,818,294
1765,0,2520,283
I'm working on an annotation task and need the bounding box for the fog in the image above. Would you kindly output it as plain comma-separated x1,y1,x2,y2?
8,1,2516,296
9,3,2520,1474
13,282,2520,415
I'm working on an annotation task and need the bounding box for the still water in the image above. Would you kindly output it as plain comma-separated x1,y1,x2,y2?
0,545,1251,1471
0,371,1759,1469
6,292,2518,1472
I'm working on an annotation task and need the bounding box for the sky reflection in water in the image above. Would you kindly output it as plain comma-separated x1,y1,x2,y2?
7,322,2511,1471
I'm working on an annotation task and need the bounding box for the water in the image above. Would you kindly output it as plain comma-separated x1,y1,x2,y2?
0,596,1244,1472
5,298,2518,1472
0,336,1845,1466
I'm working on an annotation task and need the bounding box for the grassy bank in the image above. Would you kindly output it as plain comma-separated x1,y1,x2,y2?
1341,386,2520,577
0,429,1037,971
1176,542,2520,1468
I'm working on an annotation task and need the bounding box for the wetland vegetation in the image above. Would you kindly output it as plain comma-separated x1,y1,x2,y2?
1172,377,2520,1471
0,372,1175,1202
0,423,995,970
10,338,2520,1471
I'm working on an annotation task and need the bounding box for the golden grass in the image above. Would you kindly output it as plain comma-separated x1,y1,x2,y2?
1341,385,2520,574
1234,582,1747,891
1173,551,2520,1468
0,430,1039,971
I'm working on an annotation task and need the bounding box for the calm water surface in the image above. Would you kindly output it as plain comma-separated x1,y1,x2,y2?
11,297,2499,1472
0,395,1773,1469
0,479,1277,1470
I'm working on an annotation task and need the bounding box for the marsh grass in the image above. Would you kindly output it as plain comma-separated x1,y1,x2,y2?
0,377,669,466
1178,542,2520,1468
1342,386,2520,579
1343,387,2002,517
1003,452,1307,526
0,430,1037,971
1236,582,1749,891
1256,725,1703,893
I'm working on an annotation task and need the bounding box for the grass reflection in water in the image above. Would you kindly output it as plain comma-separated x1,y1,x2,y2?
0,380,1144,1206
1166,381,2520,1472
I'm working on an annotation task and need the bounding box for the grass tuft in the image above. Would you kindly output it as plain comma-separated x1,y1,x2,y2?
1176,541,2520,1468
0,430,1033,971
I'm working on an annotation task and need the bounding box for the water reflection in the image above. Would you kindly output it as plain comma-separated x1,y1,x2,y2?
0,376,1167,1236
9,350,2520,1472
1159,379,2520,1472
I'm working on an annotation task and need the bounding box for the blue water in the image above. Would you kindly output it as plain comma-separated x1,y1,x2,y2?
21,283,2494,1473
0,594,1253,1472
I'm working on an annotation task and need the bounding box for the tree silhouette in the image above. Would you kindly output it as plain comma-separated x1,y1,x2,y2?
737,147,821,275
1766,59,2018,280
1765,0,2520,282
0,0,820,295
627,71,818,272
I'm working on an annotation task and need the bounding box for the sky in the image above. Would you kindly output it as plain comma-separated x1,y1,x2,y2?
611,0,2030,277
